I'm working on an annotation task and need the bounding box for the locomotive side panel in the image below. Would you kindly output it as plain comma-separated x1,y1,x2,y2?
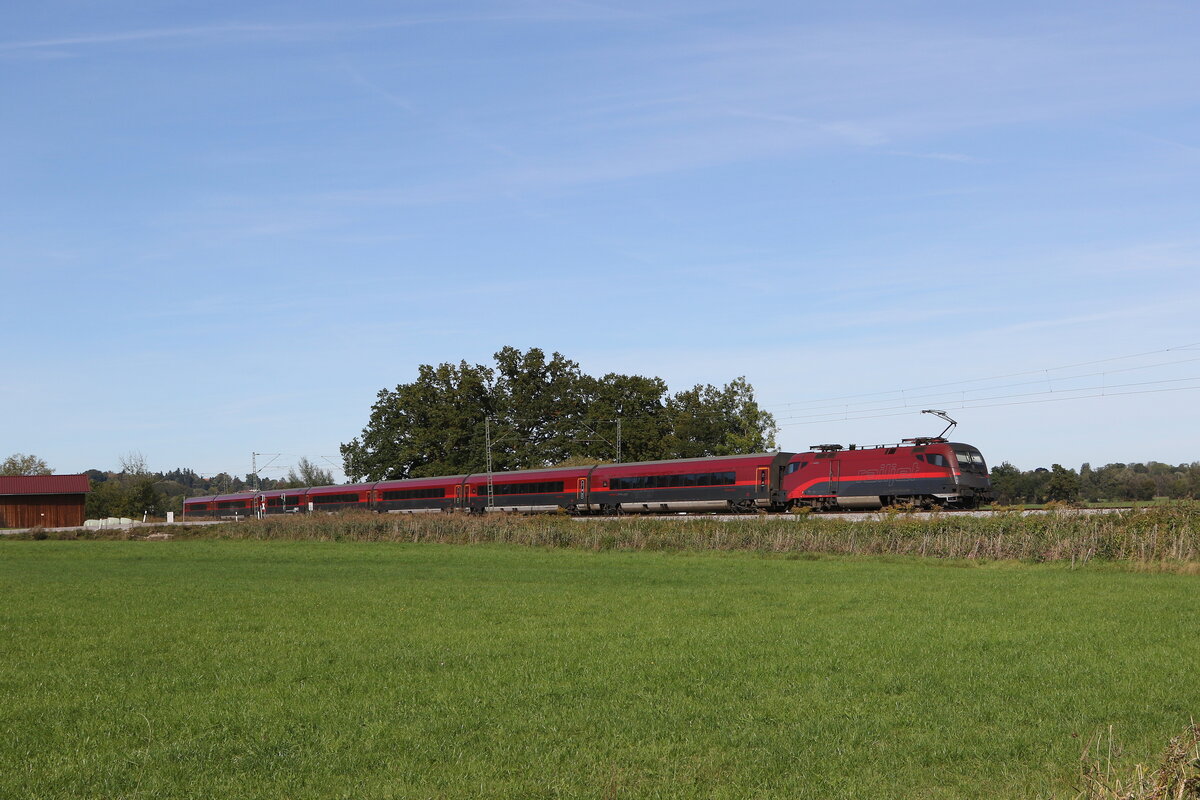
783,442,993,509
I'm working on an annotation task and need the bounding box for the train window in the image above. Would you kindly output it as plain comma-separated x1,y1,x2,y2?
914,454,925,462
886,448,897,454
488,481,566,496
383,487,446,500
927,454,948,467
313,493,360,504
611,471,734,490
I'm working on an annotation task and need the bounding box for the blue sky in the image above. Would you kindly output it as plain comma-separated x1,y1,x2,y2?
3,0,1199,482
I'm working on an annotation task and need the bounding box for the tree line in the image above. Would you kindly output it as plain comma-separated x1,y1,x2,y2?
340,347,778,482
988,461,1200,505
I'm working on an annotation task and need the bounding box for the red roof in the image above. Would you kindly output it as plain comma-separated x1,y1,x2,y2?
0,474,91,495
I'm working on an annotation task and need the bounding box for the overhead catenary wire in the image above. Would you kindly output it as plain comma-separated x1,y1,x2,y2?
774,378,1200,427
768,341,1200,410
766,355,1200,417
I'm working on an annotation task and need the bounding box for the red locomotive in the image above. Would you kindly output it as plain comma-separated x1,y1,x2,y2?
183,437,992,519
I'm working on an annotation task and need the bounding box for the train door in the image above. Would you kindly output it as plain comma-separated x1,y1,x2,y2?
829,460,841,494
577,478,587,502
454,483,464,512
756,467,769,495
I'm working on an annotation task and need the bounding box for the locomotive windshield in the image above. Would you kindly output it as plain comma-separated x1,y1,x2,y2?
953,449,987,473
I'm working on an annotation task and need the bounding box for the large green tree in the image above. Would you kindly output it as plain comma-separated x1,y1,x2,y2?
488,347,589,470
663,377,777,458
341,359,495,481
340,348,778,481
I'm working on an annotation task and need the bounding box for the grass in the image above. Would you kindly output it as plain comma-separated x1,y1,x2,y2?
2,540,1199,798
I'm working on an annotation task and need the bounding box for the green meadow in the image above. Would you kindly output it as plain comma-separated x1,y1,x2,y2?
2,540,1197,799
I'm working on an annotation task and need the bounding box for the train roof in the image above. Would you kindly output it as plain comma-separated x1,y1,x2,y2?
305,482,373,494
463,465,593,481
377,474,468,488
256,488,312,497
594,452,789,470
793,441,982,454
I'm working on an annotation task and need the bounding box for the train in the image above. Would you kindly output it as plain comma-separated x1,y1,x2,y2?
182,437,993,519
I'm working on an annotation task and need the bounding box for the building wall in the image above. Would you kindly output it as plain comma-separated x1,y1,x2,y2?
0,494,86,528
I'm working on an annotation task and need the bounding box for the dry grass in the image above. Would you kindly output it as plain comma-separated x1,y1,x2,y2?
223,503,1200,565
13,502,1200,566
1075,724,1200,799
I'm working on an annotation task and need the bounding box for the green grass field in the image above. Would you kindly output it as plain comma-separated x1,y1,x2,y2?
2,541,1197,799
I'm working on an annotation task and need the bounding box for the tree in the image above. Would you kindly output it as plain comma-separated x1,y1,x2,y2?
287,457,334,487
1126,474,1157,501
1079,462,1099,502
489,346,589,469
85,459,164,519
119,451,148,475
662,378,778,459
341,359,495,481
1041,464,1081,503
1,453,52,476
86,480,125,519
989,461,1025,504
340,348,777,481
576,372,671,463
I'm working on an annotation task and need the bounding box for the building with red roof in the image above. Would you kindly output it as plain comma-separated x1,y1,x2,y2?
0,474,91,528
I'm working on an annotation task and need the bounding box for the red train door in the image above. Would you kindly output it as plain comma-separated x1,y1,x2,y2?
577,478,587,502
756,467,769,494
829,460,841,494
454,483,463,511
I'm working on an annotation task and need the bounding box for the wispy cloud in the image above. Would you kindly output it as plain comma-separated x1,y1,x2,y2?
0,4,651,53
884,150,980,163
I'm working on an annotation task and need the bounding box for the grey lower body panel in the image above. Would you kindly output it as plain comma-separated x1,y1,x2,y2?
483,504,563,513
619,499,731,513
836,496,884,510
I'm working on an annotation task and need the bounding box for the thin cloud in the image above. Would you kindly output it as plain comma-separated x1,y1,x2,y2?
0,5,652,53
885,150,980,163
